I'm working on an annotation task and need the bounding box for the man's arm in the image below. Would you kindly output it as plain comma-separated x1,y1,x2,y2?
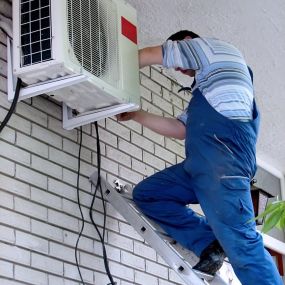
117,110,186,140
117,44,185,140
139,46,163,68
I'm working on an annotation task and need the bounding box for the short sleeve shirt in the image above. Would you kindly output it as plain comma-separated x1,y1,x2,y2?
162,38,254,124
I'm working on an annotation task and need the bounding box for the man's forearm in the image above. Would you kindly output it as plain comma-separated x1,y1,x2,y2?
139,46,163,68
132,110,185,140
120,45,185,139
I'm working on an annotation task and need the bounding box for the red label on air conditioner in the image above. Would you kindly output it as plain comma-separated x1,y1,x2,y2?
121,17,137,44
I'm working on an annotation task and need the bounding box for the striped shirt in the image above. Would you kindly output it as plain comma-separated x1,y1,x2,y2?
162,37,254,123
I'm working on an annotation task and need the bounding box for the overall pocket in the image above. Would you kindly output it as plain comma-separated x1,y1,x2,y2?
217,176,255,227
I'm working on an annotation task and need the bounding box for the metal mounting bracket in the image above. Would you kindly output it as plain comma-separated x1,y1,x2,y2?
62,102,138,130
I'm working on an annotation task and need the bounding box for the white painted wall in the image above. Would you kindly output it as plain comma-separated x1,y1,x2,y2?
126,0,285,174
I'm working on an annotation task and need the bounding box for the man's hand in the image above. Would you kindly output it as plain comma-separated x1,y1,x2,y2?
116,111,137,121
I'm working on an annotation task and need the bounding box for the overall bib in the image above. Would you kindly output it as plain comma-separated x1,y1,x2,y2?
133,88,282,285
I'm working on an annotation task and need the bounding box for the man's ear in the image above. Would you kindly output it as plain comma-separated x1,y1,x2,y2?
184,36,192,40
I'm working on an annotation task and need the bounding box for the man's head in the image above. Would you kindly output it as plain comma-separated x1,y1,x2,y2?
167,30,200,41
168,30,200,77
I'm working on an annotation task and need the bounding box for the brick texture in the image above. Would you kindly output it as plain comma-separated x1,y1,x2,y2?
0,1,188,283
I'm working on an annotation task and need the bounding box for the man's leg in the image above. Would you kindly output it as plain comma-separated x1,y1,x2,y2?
195,175,283,285
133,163,216,257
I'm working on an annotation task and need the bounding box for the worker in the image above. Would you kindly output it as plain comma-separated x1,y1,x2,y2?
117,30,282,285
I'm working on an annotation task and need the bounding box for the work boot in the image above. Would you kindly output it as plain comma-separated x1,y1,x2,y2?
193,240,226,275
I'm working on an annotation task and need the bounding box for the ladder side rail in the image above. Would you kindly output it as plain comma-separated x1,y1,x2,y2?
89,173,231,285
100,179,210,285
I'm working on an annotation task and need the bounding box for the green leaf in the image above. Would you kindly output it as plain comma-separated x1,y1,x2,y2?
275,208,285,229
262,208,284,233
254,201,282,221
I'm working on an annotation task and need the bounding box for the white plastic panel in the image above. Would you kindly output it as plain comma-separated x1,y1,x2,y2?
11,0,140,126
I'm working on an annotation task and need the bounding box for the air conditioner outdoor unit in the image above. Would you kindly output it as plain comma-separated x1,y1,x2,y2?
11,0,140,129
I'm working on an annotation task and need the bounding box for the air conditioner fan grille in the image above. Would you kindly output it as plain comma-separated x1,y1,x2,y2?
67,0,119,87
20,0,52,67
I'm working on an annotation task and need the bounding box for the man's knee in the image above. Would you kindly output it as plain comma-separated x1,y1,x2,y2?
132,176,156,203
132,182,146,204
132,185,140,202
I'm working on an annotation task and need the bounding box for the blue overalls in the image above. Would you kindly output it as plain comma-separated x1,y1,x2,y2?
133,86,282,284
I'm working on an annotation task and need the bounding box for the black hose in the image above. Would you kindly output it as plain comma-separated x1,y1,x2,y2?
0,78,22,134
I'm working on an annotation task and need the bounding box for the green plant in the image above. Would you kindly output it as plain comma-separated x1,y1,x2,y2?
255,200,285,233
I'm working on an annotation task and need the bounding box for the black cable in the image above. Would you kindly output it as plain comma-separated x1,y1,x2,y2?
89,122,116,285
74,127,87,285
74,123,116,285
0,78,22,134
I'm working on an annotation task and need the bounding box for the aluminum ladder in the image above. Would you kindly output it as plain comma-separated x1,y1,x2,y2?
89,172,235,285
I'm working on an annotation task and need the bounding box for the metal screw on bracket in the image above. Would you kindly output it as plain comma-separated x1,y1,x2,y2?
113,179,133,194
114,179,124,192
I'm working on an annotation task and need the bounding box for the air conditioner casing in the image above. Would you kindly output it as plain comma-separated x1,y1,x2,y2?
12,0,140,116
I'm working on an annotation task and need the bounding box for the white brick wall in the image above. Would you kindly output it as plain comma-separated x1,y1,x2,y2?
0,1,190,284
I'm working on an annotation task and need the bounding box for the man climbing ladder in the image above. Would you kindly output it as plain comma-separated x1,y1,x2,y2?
117,30,282,285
